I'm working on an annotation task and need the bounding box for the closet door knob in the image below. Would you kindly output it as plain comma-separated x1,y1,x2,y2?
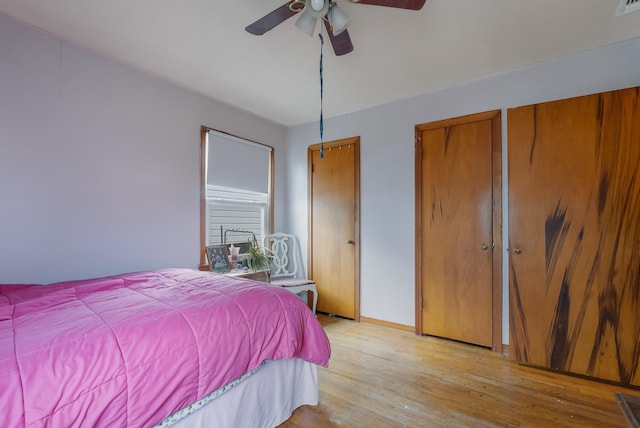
346,239,354,245
480,243,489,251
513,247,522,255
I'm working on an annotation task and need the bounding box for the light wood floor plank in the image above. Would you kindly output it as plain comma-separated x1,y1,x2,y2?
279,315,633,427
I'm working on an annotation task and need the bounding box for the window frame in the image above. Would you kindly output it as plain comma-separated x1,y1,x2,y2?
199,126,274,269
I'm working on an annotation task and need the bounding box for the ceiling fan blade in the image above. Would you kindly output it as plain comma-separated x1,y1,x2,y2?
246,1,298,35
323,20,354,56
351,0,426,10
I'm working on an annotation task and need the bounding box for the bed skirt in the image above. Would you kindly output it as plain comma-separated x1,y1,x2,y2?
162,358,318,428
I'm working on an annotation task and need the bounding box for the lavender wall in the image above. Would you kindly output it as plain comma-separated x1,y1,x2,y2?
0,13,287,284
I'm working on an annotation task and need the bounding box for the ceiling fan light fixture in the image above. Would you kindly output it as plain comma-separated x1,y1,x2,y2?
328,4,350,35
310,0,325,11
295,10,318,36
306,0,330,18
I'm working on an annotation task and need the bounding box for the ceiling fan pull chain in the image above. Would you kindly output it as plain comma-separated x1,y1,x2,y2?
319,32,325,159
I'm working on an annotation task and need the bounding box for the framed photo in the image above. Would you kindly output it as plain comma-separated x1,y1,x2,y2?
206,245,230,272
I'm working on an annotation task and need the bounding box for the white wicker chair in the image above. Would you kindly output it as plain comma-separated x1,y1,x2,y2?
262,233,317,314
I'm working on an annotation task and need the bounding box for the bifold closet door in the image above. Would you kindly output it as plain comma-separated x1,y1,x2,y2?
508,87,640,386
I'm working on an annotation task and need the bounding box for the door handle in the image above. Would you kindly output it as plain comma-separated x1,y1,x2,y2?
512,247,522,254
346,239,354,245
480,243,489,251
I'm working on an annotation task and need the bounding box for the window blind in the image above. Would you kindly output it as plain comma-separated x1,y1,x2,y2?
206,130,271,194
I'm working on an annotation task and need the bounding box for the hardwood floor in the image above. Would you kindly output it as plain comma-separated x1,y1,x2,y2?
280,315,634,427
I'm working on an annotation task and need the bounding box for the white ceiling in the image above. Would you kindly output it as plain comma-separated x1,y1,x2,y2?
1,0,640,126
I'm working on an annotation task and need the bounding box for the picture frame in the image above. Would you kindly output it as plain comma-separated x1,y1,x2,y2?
206,245,230,272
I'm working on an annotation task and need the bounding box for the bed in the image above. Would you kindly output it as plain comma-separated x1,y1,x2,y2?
0,268,331,427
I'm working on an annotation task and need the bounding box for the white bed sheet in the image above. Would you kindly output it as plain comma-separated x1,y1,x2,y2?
167,358,318,428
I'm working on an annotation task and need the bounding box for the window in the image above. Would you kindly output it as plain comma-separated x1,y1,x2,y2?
200,127,273,267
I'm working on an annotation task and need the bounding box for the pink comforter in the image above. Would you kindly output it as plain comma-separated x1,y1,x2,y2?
0,269,331,427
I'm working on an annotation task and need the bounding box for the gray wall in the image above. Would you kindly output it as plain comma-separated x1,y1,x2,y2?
0,13,287,284
286,37,640,337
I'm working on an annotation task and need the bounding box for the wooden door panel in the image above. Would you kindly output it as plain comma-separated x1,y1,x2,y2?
508,87,640,386
310,138,359,319
419,116,495,347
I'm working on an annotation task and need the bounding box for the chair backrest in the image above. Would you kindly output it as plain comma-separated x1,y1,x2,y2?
262,233,305,280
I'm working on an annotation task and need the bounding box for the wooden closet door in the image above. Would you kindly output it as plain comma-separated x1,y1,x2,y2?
508,87,640,386
309,138,360,319
416,111,501,348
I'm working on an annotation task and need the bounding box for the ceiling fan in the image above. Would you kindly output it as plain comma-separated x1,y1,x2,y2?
245,0,427,56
